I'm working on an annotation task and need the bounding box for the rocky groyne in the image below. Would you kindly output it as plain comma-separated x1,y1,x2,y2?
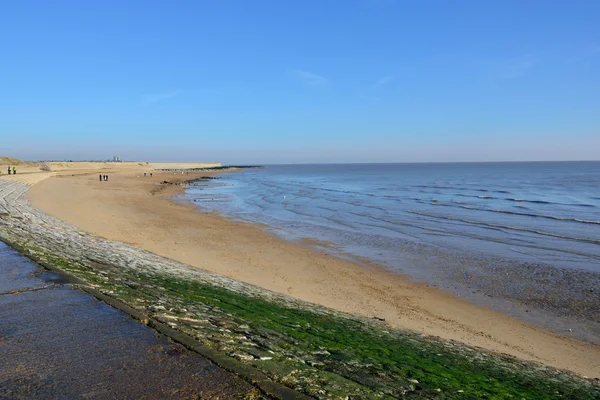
0,178,598,399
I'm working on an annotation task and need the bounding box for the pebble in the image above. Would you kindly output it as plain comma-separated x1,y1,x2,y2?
230,351,255,361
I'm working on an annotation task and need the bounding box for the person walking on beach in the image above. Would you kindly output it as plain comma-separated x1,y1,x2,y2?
7,166,11,175
13,167,17,175
99,174,102,181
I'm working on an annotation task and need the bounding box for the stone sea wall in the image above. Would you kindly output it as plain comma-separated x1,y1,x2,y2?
0,179,598,399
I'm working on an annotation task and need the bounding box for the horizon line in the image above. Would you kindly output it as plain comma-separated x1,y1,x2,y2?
20,159,600,165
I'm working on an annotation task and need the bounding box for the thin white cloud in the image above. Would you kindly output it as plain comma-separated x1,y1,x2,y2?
141,90,184,105
376,76,393,86
291,69,328,85
501,55,536,79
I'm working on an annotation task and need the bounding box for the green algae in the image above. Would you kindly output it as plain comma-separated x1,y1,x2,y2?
5,240,600,399
144,274,600,399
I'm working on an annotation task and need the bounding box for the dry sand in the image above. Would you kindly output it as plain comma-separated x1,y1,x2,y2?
23,166,600,378
0,159,221,176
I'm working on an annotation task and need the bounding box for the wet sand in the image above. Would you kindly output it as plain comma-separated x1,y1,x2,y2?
27,168,600,378
0,243,256,399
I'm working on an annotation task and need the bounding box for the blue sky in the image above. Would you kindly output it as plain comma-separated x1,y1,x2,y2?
1,0,599,163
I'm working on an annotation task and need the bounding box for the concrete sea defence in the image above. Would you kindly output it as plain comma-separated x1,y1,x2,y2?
0,178,598,399
0,243,259,399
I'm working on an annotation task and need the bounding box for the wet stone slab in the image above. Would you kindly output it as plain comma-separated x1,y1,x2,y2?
0,245,44,293
0,244,258,399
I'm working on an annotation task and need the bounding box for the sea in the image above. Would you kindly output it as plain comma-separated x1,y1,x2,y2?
185,162,600,341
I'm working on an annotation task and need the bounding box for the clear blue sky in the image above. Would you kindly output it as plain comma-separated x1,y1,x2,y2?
1,0,599,163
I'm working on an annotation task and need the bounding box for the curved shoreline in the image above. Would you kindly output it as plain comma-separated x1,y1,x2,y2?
1,175,599,398
182,172,600,346
12,169,600,379
0,171,599,397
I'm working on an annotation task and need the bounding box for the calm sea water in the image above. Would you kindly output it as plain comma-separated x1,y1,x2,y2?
187,162,599,272
187,162,600,339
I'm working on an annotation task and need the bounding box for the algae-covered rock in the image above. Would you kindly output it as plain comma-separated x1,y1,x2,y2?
1,180,599,400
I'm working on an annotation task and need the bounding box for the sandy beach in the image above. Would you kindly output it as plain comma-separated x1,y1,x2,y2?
24,166,600,378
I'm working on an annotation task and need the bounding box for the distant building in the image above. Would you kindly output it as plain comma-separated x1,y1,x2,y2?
113,156,121,162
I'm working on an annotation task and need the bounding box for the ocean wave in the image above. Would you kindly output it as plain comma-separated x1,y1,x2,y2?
505,198,596,208
412,185,511,195
505,198,551,204
305,186,378,197
490,210,600,225
411,188,595,209
460,205,600,225
429,202,600,225
409,211,600,245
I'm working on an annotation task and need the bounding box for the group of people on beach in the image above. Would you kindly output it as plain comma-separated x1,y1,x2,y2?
98,172,153,181
6,166,17,175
